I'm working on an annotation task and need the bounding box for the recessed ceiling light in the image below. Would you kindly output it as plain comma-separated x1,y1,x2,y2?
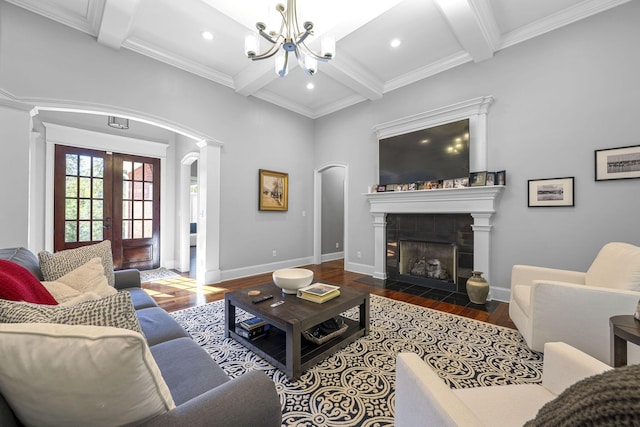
201,31,213,41
306,82,315,90
390,38,401,48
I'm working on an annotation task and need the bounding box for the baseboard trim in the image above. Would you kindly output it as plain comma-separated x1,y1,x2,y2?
219,256,315,282
321,251,344,262
345,261,375,276
489,286,510,303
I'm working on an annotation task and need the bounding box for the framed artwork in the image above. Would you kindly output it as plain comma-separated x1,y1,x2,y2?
470,171,487,186
485,172,496,186
454,177,469,188
595,144,640,181
496,170,506,186
259,169,288,211
528,177,574,207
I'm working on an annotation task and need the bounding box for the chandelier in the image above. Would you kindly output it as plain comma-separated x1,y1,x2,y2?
244,0,335,77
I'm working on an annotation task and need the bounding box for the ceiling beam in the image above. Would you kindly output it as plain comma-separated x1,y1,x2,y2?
435,0,497,63
97,0,141,50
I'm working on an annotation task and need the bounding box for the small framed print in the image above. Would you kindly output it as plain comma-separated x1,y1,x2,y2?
485,172,496,186
470,171,487,186
443,179,454,189
376,185,386,192
528,177,574,207
496,170,506,186
259,169,288,211
454,177,469,188
595,144,640,181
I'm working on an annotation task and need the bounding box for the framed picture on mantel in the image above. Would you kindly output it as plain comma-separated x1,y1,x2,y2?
259,169,288,211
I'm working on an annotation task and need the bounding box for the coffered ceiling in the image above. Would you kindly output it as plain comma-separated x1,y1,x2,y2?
6,0,630,119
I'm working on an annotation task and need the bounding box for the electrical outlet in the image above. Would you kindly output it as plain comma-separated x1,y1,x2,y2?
336,242,339,249
272,250,277,257
357,251,362,259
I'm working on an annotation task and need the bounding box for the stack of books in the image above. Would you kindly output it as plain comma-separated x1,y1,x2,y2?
297,283,341,303
235,316,270,340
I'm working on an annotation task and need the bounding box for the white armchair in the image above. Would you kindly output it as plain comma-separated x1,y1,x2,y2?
395,342,611,427
509,242,640,364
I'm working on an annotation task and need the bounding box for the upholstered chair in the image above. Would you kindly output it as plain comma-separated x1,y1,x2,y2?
509,242,640,364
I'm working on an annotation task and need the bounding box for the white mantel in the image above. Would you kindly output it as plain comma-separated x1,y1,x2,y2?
364,186,504,297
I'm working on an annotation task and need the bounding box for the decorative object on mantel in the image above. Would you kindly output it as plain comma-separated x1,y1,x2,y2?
528,177,575,207
470,171,487,186
466,271,489,304
595,144,640,181
259,169,288,211
369,171,507,193
243,0,336,77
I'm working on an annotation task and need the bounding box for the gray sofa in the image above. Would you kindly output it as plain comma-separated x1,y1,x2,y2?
0,247,282,427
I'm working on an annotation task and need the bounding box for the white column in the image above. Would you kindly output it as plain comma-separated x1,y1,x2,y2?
196,140,222,285
470,212,493,296
372,213,387,279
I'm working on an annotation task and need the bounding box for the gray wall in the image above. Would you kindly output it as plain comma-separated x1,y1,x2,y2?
0,2,314,273
314,1,640,296
321,167,344,256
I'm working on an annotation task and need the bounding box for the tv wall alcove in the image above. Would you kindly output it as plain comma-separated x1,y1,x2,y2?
365,96,504,300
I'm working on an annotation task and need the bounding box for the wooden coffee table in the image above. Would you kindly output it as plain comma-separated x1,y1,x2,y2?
225,282,370,380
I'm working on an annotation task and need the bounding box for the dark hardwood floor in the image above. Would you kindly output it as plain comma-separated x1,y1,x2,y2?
142,259,515,329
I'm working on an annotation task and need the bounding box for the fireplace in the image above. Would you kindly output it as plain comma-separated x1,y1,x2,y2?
364,186,504,300
387,214,473,292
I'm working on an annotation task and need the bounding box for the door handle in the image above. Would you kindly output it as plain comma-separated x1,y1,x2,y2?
103,225,111,230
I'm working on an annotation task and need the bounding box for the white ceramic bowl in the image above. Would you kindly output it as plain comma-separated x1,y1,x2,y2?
272,268,314,294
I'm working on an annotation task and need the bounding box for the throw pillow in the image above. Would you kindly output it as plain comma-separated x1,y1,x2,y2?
526,364,640,426
0,259,58,305
0,291,142,334
0,323,175,427
38,240,115,287
41,257,116,304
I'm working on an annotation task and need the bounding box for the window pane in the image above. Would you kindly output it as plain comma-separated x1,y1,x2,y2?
93,178,103,199
122,220,131,239
122,201,132,219
133,182,143,200
66,154,78,175
65,199,77,220
123,181,132,200
133,162,143,181
93,157,104,178
65,177,78,197
65,221,77,243
144,220,153,238
122,161,133,179
133,220,143,239
92,221,103,241
144,163,153,181
79,155,92,177
133,201,143,219
79,222,91,242
79,177,91,198
144,182,153,200
79,200,91,220
144,201,153,219
92,200,103,220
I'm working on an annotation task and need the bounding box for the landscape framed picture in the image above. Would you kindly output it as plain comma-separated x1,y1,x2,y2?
528,177,574,207
595,144,640,181
259,169,288,211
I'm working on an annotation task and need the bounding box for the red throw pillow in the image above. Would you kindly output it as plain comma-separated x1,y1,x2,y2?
0,259,58,305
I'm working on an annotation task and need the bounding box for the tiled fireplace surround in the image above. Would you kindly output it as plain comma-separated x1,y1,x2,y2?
364,187,504,300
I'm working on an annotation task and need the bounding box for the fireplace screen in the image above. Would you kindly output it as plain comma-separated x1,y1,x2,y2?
399,240,457,283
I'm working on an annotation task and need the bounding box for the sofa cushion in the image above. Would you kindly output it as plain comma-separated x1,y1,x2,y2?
0,259,58,305
0,323,175,427
150,337,230,405
0,291,142,334
39,240,115,287
127,287,159,309
0,247,43,280
42,257,117,304
585,242,640,291
137,306,190,345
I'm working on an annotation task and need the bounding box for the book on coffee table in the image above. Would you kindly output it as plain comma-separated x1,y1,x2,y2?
297,283,340,303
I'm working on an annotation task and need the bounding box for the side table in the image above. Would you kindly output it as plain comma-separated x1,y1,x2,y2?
609,314,640,367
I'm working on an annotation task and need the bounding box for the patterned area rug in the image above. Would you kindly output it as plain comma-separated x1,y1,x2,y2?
139,267,180,283
170,295,543,426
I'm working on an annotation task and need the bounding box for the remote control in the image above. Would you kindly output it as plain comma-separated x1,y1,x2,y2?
252,295,273,304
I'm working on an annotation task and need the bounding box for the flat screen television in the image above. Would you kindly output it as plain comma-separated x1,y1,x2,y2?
378,119,470,185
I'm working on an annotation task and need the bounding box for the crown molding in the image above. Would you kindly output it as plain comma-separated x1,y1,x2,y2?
5,0,104,36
